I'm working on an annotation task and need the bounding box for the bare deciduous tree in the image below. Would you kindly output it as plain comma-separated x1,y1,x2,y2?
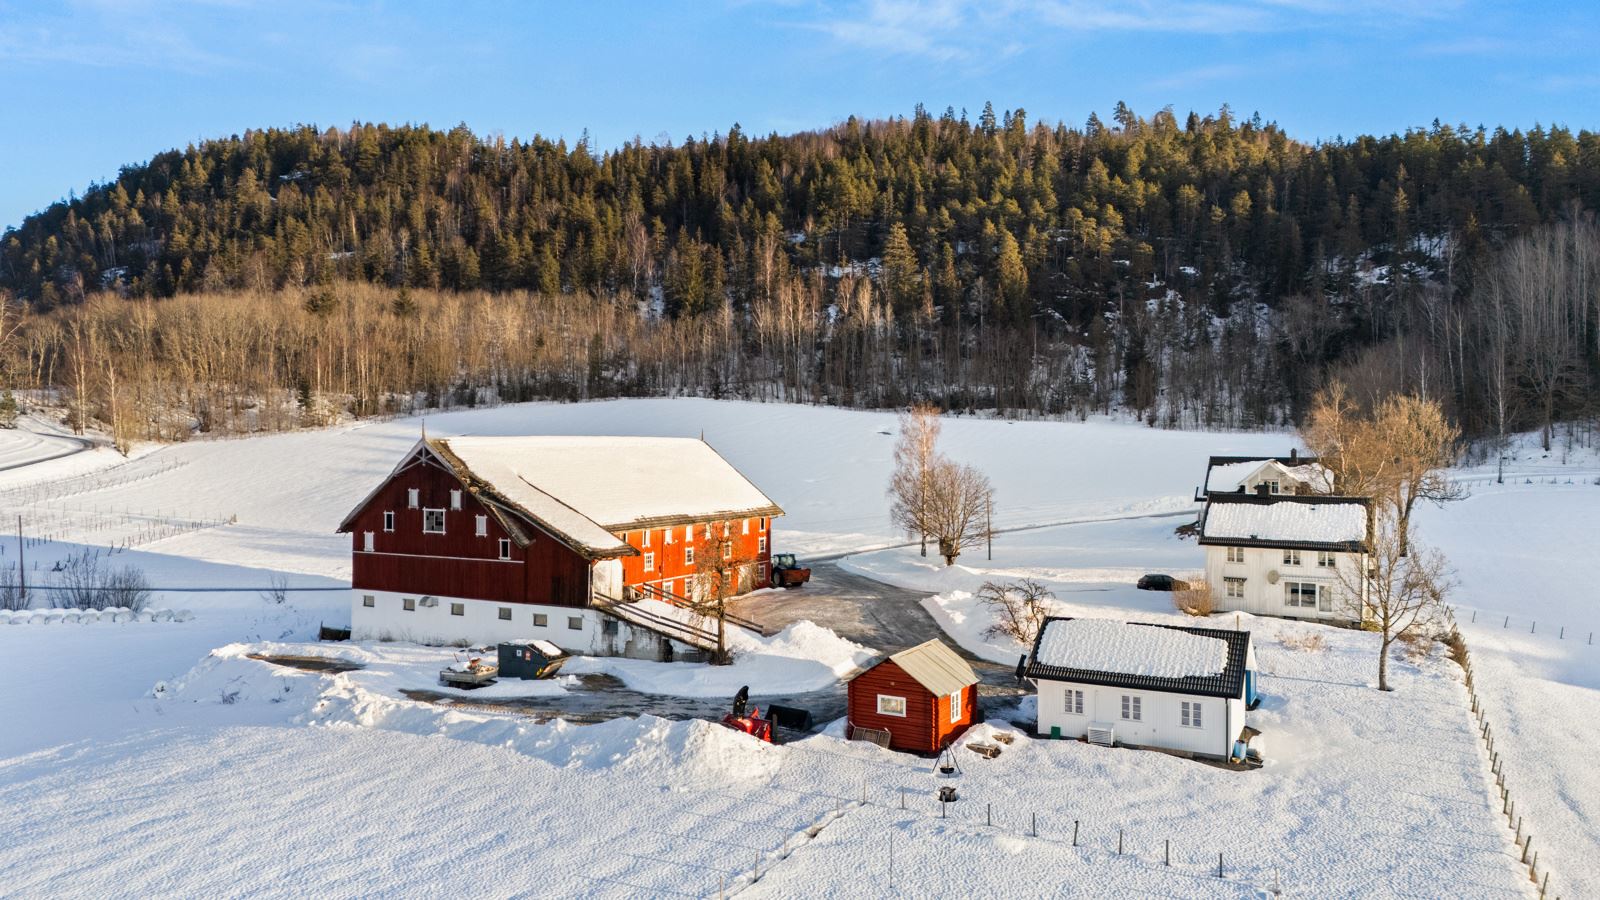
978,578,1053,645
888,404,942,556
1337,512,1451,692
686,538,759,666
923,458,994,566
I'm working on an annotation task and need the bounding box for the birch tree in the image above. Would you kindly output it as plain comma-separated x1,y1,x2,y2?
889,404,942,556
1338,512,1451,692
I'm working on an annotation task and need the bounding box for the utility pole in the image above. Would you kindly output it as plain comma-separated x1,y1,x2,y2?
986,493,993,560
16,515,25,605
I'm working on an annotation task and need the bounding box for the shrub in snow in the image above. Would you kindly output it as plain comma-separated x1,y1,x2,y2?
0,563,26,611
1172,577,1214,617
47,550,153,611
1280,632,1328,653
978,578,1053,645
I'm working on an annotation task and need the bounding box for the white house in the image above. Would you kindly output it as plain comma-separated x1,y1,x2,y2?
1020,617,1259,760
1198,493,1372,624
1198,451,1332,499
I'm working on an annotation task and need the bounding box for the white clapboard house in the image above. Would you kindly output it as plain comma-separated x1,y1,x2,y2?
1197,450,1332,500
1198,492,1372,624
1019,617,1259,760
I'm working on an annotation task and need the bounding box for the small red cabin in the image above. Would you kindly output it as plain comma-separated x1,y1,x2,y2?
847,639,981,754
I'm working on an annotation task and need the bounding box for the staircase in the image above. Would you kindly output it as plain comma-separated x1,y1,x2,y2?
629,582,773,636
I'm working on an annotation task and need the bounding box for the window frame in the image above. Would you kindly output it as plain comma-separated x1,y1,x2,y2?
407,488,419,509
1064,689,1085,716
1180,700,1204,729
362,594,375,608
498,607,512,621
567,616,583,631
1226,546,1244,564
449,489,462,510
498,538,512,560
475,514,488,537
1284,580,1320,609
1120,694,1142,721
949,690,963,723
1317,550,1337,568
1283,548,1302,566
362,531,374,552
402,597,416,612
449,602,464,617
643,551,655,571
722,540,733,561
1224,576,1246,599
685,546,695,566
383,511,395,533
876,694,907,717
533,613,548,627
758,536,768,554
422,508,446,534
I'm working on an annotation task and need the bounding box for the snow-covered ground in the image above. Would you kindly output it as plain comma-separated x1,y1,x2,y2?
3,400,1590,896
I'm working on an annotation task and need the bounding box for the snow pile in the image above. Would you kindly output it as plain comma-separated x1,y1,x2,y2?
1201,499,1367,544
1033,618,1226,678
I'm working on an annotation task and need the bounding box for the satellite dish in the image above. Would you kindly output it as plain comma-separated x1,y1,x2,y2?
1266,570,1280,585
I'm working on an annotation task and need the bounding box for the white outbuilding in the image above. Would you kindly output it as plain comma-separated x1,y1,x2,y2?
1019,617,1259,761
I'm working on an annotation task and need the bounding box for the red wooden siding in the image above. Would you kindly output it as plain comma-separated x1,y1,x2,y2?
846,659,976,753
347,454,590,607
618,517,773,594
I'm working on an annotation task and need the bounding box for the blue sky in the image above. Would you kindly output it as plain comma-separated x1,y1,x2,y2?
3,0,1598,230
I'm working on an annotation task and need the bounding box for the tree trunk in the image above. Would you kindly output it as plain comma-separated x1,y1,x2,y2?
1378,635,1393,692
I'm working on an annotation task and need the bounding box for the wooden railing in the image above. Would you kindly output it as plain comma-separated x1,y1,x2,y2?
629,582,771,636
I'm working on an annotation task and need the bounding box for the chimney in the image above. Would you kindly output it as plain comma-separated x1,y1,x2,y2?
1255,483,1271,497
1289,448,1298,463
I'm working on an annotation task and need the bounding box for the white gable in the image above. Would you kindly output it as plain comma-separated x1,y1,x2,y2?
1034,619,1227,679
1202,499,1367,546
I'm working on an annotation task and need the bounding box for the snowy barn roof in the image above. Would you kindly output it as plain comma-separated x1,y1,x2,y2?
1197,494,1370,551
1022,617,1252,699
1199,453,1329,496
875,639,980,697
339,436,782,558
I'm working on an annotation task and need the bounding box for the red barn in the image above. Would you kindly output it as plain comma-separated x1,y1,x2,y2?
337,435,783,659
846,640,981,753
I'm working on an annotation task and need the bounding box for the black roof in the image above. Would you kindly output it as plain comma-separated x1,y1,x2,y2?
1021,616,1252,699
1196,453,1320,500
1196,492,1372,553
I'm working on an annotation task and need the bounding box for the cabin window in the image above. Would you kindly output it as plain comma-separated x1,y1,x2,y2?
362,595,375,608
644,552,655,571
407,488,419,508
498,539,511,560
403,597,416,612
1181,701,1203,728
1226,546,1244,564
758,536,768,554
567,616,583,631
449,489,462,510
1285,581,1320,609
1318,550,1337,568
383,511,395,533
1120,695,1142,721
742,519,750,535
876,695,907,717
1282,549,1302,566
498,607,512,621
1064,689,1084,715
450,602,464,616
533,613,548,627
684,546,695,566
722,541,733,561
423,508,445,534
475,515,488,537
949,690,963,723
1225,577,1246,599
362,531,374,552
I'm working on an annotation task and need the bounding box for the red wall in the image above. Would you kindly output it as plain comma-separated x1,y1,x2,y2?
846,659,977,753
617,516,774,596
347,454,590,607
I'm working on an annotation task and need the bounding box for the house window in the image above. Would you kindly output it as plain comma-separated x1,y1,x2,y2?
475,515,488,537
1181,701,1204,728
1225,577,1246,599
1282,548,1302,566
1267,480,1281,494
450,602,464,617
1285,581,1320,609
423,508,445,534
758,536,768,554
498,607,512,621
1120,695,1142,721
876,695,907,717
644,551,655,571
949,690,963,723
362,531,374,552
1318,550,1337,568
403,597,416,612
685,546,695,566
722,541,733,561
567,616,583,630
533,613,548,627
362,594,375,608
760,517,767,532
643,529,651,547
1064,689,1084,715
407,488,419,508
498,539,511,560
383,511,395,532
1226,546,1244,564
742,519,751,535
449,489,462,510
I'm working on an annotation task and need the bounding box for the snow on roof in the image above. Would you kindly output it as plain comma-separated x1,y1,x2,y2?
1203,459,1332,493
435,436,782,556
1034,619,1228,680
1204,460,1268,493
882,640,979,697
1201,497,1368,547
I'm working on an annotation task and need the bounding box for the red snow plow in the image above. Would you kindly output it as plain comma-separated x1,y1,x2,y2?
718,685,774,743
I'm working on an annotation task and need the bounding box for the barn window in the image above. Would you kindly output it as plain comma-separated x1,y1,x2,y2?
1318,551,1337,568
643,529,651,547
498,607,512,621
742,519,750,535
1180,701,1204,728
533,613,548,627
1120,695,1142,721
643,552,655,571
949,690,963,723
760,517,767,532
1282,548,1302,566
423,509,445,534
403,597,416,612
450,602,464,616
684,546,695,566
1064,689,1084,715
498,539,511,560
1226,546,1244,563
362,531,374,552
362,595,375,608
450,489,462,510
567,616,583,631
1225,577,1246,599
383,511,395,533
665,528,674,544
722,541,732,561
475,515,488,537
876,695,907,717
758,536,768,554
407,488,419,508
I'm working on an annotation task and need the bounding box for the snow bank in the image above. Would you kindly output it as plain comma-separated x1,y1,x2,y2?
1034,618,1226,678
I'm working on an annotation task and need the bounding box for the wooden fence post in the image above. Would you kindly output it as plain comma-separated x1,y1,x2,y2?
1072,820,1079,847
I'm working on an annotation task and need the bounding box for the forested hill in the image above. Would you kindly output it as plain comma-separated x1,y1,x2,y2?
6,103,1597,310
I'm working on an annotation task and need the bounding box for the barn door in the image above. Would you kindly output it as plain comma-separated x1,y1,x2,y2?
593,559,623,602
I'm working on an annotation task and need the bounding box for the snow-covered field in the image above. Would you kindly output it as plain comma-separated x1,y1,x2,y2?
2,402,1592,896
